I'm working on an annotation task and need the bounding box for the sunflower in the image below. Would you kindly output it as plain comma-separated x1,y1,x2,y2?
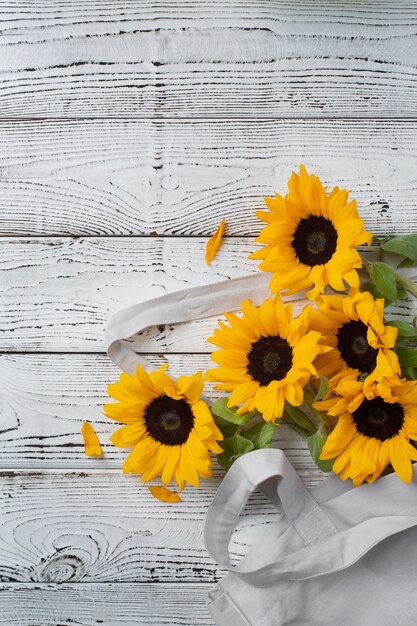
205,296,328,422
104,365,223,490
309,290,400,389
250,166,372,299
315,378,417,485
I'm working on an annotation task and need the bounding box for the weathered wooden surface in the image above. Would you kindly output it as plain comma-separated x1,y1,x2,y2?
0,583,214,625
0,468,324,584
0,120,415,236
0,236,272,351
0,1,415,624
1,0,415,119
1,237,416,352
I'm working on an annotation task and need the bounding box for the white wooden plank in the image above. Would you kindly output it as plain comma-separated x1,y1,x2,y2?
0,1,416,119
0,120,415,235
0,236,252,351
1,236,416,352
0,352,320,471
0,582,215,626
0,466,324,584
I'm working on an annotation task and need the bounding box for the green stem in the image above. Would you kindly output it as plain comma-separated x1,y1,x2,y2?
395,273,417,299
361,257,372,273
280,420,313,440
303,385,316,406
301,385,333,431
284,402,317,435
236,414,264,436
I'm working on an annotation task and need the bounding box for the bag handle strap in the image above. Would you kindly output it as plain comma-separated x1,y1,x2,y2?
105,272,300,378
205,449,417,587
204,448,338,584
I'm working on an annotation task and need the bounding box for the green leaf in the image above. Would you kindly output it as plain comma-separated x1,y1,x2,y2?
397,257,416,269
396,289,409,300
361,281,384,301
280,420,313,439
284,404,316,435
245,422,276,449
381,234,417,262
216,433,255,471
307,427,334,473
258,423,276,448
403,367,417,380
368,262,397,302
212,416,239,440
386,320,417,340
210,397,256,425
395,346,417,369
372,234,384,244
314,375,329,402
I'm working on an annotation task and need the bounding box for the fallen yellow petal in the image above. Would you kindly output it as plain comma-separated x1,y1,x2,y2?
148,485,182,503
205,218,226,264
81,421,103,457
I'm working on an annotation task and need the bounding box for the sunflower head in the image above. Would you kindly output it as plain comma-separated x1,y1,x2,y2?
314,378,417,485
309,290,400,389
205,296,329,423
104,365,223,490
250,166,372,299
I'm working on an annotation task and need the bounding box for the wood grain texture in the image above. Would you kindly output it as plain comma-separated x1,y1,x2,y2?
0,236,253,351
0,582,215,625
1,1,416,619
0,1,416,119
1,236,416,352
0,467,324,584
0,352,321,472
0,119,415,235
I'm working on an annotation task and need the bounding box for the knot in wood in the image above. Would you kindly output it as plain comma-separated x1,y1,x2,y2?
38,553,85,583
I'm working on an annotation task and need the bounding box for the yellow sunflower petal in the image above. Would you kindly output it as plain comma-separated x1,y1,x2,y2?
161,446,181,485
148,485,182,502
252,166,371,298
164,385,183,400
81,422,102,457
320,414,356,459
175,371,204,404
228,381,261,408
135,366,163,399
390,436,413,484
123,438,158,474
284,381,304,407
366,441,390,483
178,446,200,487
141,444,172,483
110,422,146,448
205,218,226,264
149,364,173,395
192,399,218,425
260,383,279,422
103,402,146,424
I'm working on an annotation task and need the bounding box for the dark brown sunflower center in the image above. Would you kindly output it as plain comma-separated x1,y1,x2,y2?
247,336,293,386
337,320,378,373
292,216,338,266
353,397,404,441
144,395,194,445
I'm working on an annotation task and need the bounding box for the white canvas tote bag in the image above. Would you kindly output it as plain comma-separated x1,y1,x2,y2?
205,447,417,626
105,271,417,626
